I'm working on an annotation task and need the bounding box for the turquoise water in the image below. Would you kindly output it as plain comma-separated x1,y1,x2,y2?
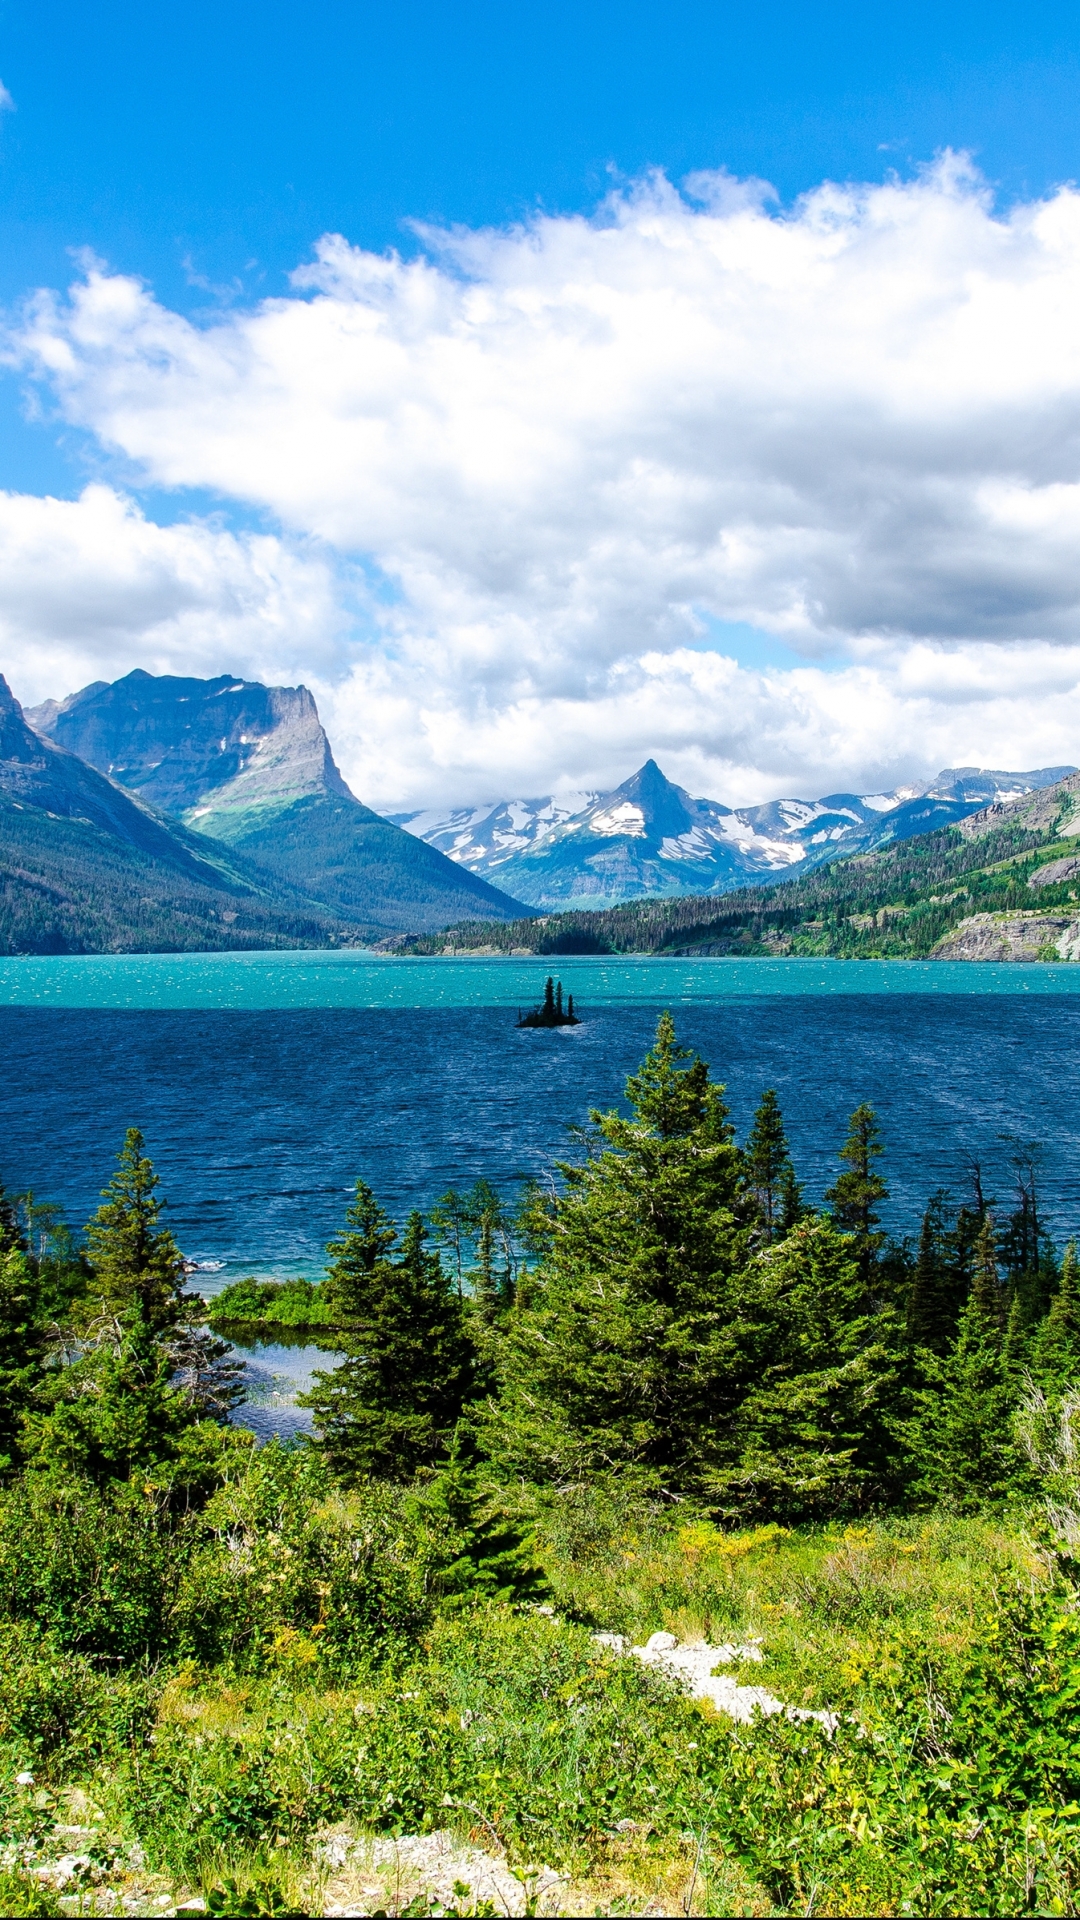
2,950,1079,1008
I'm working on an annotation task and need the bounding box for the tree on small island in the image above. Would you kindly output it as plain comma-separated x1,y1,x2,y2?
516,976,581,1028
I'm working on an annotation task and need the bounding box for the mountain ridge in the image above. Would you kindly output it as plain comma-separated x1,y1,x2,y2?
0,675,359,953
392,757,1076,908
391,768,1080,961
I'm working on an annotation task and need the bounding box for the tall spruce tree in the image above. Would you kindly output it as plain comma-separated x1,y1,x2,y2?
903,1226,1026,1510
744,1088,794,1242
491,1012,751,1491
824,1104,888,1286
24,1132,237,1491
85,1128,189,1335
305,1208,476,1481
0,1246,48,1475
1033,1242,1080,1389
906,1190,964,1353
322,1179,398,1322
707,1216,902,1520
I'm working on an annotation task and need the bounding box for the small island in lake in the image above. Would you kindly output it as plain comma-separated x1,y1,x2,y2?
517,975,581,1026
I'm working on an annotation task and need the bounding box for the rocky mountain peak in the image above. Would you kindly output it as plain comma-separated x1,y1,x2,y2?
29,669,353,820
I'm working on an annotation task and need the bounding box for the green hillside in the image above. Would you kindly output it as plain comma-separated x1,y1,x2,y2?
0,798,358,954
393,771,1080,959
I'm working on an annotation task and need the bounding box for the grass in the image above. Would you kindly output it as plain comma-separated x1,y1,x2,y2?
0,1498,1072,1915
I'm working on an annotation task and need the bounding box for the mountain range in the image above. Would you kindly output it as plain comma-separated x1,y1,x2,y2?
4,661,1076,953
393,757,1076,909
398,768,1080,963
18,671,526,945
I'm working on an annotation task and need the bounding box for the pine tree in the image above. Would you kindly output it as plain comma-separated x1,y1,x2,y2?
0,1182,26,1258
970,1214,1005,1328
824,1104,888,1285
0,1246,47,1475
322,1179,398,1322
85,1129,188,1335
1033,1241,1080,1388
708,1217,902,1520
24,1131,240,1493
779,1162,807,1232
491,1012,751,1491
744,1088,793,1242
902,1288,1026,1511
906,1191,963,1353
304,1209,477,1481
406,1427,547,1607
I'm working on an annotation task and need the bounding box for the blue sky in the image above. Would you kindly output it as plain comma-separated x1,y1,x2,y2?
3,1,1080,806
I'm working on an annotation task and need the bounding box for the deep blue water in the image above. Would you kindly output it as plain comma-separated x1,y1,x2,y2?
2,973,1080,1282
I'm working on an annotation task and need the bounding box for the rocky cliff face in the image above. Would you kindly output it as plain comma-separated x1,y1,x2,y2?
27,671,529,933
933,911,1080,961
30,670,353,823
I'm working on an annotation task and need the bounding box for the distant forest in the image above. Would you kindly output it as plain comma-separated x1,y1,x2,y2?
397,810,1080,957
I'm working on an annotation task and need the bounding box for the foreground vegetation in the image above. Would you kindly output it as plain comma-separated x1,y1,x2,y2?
394,774,1080,958
3,1017,1080,1913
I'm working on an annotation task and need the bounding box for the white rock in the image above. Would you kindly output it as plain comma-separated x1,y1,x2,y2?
624,1635,838,1731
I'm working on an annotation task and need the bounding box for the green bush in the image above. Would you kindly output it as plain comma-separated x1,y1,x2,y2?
0,1622,158,1773
0,1474,182,1661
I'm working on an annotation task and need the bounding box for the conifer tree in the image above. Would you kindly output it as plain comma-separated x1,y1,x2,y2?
902,1287,1026,1511
1033,1242,1080,1388
708,1217,902,1519
824,1104,888,1285
305,1209,476,1481
744,1088,793,1242
906,1191,963,1353
26,1133,240,1491
322,1179,398,1321
0,1246,47,1475
0,1181,26,1258
491,1012,751,1491
85,1128,188,1335
779,1162,807,1232
406,1426,547,1606
970,1213,1005,1328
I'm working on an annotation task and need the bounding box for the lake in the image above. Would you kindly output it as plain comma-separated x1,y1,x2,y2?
4,952,1079,1435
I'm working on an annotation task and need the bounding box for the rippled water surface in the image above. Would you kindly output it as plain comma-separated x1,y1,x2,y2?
3,956,1080,1280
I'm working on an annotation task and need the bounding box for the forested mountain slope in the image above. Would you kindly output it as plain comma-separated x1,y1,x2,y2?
394,771,1080,959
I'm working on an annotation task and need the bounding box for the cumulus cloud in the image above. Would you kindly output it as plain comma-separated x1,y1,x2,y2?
9,155,1080,805
0,485,346,707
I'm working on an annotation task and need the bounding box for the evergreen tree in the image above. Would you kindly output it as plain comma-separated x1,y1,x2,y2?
0,1246,48,1475
305,1209,477,1481
25,1132,239,1495
0,1181,26,1258
491,1012,751,1491
85,1129,189,1335
1033,1242,1080,1389
707,1217,902,1520
406,1426,547,1607
902,1287,1026,1511
322,1179,398,1321
970,1213,1005,1327
824,1104,888,1285
744,1088,794,1242
779,1162,807,1231
906,1190,964,1353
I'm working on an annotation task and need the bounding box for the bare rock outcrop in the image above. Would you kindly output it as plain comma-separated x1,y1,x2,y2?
932,911,1080,961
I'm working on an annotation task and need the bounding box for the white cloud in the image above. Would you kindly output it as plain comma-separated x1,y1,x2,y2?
0,485,345,707
0,81,14,114
10,155,1080,805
